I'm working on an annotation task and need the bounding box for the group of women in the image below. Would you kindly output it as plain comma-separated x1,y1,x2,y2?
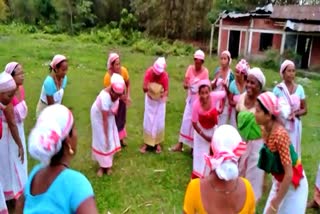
0,48,318,213
177,50,317,213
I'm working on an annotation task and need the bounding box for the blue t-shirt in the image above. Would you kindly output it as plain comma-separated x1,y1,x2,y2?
273,84,306,100
44,76,68,96
229,80,241,95
213,67,234,85
24,164,94,214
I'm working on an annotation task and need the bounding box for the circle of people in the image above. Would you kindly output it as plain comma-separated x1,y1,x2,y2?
0,50,318,213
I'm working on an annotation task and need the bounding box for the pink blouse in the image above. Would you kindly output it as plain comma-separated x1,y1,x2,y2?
192,91,226,129
185,65,209,95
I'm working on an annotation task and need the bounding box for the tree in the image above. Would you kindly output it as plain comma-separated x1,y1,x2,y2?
53,0,96,34
0,0,8,21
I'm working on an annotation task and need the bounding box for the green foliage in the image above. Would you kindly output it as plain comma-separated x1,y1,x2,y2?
119,8,138,33
261,48,281,69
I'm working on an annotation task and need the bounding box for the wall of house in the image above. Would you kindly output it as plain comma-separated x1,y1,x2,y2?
219,29,229,53
240,31,247,55
222,18,250,26
310,36,320,67
252,18,283,31
272,34,282,50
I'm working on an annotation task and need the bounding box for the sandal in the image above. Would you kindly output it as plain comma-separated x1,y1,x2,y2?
156,144,162,154
121,140,128,147
140,144,147,154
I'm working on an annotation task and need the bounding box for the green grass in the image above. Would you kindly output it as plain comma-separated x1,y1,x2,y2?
1,31,320,214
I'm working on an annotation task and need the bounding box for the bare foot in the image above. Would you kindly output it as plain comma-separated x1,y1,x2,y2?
156,144,162,154
106,168,112,176
140,144,147,154
307,200,319,209
97,168,104,177
169,142,183,152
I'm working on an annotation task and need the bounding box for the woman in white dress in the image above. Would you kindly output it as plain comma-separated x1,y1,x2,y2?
0,72,17,214
0,62,28,212
91,73,125,177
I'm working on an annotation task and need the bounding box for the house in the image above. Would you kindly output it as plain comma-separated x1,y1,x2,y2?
210,4,320,69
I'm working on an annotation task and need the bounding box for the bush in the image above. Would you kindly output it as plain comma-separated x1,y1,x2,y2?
261,48,280,69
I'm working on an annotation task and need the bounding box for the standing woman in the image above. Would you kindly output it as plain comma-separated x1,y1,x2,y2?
228,59,249,127
191,80,226,178
140,57,169,154
170,50,209,152
255,91,308,214
36,54,68,117
0,62,27,211
103,53,131,147
91,73,125,176
211,50,234,126
0,72,17,214
273,60,307,158
236,67,266,202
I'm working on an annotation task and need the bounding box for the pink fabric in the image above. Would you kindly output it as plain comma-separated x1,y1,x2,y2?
144,67,169,91
111,73,125,94
0,72,16,93
185,65,209,95
192,91,226,123
221,50,232,65
197,79,211,89
4,62,19,75
280,60,295,78
152,57,166,75
257,91,280,116
235,59,250,75
107,53,119,70
50,54,66,70
194,50,205,60
11,86,25,106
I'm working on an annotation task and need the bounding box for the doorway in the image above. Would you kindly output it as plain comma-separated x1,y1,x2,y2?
297,35,312,69
228,30,240,58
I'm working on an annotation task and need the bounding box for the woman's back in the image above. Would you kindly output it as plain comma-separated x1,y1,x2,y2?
24,165,94,214
184,177,255,214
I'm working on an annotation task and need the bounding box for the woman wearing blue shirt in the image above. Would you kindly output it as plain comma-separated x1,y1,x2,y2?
36,55,68,117
18,104,98,214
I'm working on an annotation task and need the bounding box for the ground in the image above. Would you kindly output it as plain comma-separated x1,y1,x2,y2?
1,32,320,213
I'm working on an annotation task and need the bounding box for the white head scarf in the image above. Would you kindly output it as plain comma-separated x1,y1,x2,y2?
111,73,125,94
28,104,74,165
248,67,266,88
153,57,166,75
205,125,246,181
279,60,295,79
0,72,17,93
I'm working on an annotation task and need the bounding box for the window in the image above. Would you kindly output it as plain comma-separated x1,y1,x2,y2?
259,33,273,51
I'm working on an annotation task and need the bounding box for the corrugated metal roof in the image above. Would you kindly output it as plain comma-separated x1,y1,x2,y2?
285,20,320,32
271,5,320,21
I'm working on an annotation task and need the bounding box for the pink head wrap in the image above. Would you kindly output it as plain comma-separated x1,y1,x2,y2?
248,67,266,87
0,72,17,93
5,62,19,75
153,57,166,75
235,59,250,75
50,54,67,70
280,60,295,79
111,73,125,94
194,50,205,61
107,53,120,70
28,104,74,165
205,125,246,181
257,91,281,117
221,50,232,65
197,79,211,91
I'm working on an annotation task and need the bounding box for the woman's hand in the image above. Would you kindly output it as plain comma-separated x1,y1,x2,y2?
265,206,277,214
288,112,295,120
18,146,24,163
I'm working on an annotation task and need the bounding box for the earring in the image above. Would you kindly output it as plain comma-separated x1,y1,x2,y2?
67,144,74,155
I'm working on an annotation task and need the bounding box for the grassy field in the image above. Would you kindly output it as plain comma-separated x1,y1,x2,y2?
1,30,320,214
